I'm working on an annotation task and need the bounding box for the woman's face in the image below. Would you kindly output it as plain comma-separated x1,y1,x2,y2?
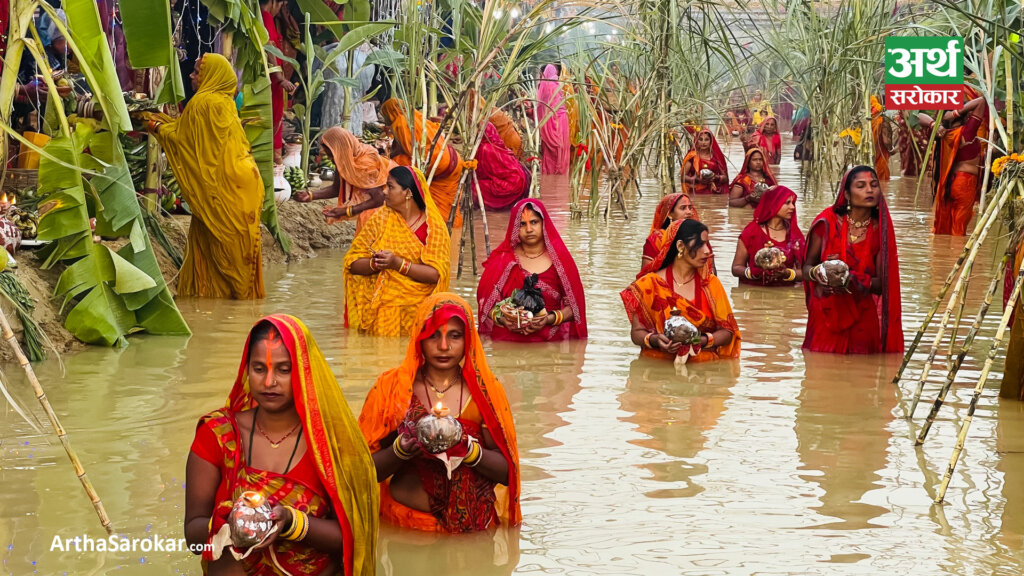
676,230,712,269
776,196,796,220
517,207,544,248
384,175,409,210
847,171,881,209
247,334,294,413
764,119,777,134
190,58,203,92
696,132,711,151
670,197,695,221
749,152,764,172
420,317,466,373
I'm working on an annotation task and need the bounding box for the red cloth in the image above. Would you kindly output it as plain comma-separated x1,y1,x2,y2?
802,169,903,353
414,221,428,244
933,172,977,236
262,10,284,150
751,118,782,165
681,129,729,194
933,101,986,236
477,199,587,340
738,186,805,286
475,123,530,210
729,148,778,205
642,232,661,261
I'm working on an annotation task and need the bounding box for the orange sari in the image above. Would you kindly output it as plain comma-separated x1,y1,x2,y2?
871,96,891,181
321,126,392,233
358,293,521,532
381,98,464,226
343,167,451,337
489,107,523,159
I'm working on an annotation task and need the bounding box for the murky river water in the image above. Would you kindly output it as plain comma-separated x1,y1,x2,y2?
3,142,1024,575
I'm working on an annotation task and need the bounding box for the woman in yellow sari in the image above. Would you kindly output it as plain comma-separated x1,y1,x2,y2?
621,219,741,363
344,166,451,337
148,53,264,299
380,98,464,226
358,293,521,533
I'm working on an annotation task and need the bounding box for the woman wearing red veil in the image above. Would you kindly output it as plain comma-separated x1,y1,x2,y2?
802,166,903,354
640,192,716,278
746,117,782,165
185,315,378,575
680,129,729,194
728,148,777,208
475,122,531,210
731,185,805,287
477,199,587,341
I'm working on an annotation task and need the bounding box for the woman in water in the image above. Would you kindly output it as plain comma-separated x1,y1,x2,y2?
731,185,805,286
728,148,777,208
680,129,729,194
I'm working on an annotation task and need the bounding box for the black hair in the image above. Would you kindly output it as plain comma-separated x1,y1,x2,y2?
259,0,275,6
247,320,282,360
660,196,688,230
834,165,880,217
389,166,426,211
659,219,709,270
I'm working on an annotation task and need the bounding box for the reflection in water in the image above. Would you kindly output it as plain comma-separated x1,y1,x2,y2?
377,525,520,576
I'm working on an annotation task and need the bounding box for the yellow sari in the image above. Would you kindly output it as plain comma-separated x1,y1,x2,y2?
343,167,452,337
153,53,265,299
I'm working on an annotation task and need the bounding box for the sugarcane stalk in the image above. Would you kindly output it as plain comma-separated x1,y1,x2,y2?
141,135,161,215
935,253,1024,504
893,177,1009,387
456,191,469,279
945,257,974,359
467,190,478,276
471,171,491,257
907,183,1010,416
916,241,1014,445
0,304,112,533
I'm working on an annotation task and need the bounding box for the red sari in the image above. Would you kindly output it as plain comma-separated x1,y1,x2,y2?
681,129,729,195
190,315,378,576
477,199,587,341
261,10,285,150
475,123,531,210
803,170,903,354
748,118,782,165
729,148,778,207
738,186,804,286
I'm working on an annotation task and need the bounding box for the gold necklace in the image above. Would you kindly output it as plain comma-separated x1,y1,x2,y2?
255,419,301,449
850,217,871,229
519,247,546,260
426,375,456,399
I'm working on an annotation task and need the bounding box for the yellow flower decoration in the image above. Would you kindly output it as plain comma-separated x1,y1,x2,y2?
839,128,863,146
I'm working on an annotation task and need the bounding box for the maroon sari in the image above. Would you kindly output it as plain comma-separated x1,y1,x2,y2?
737,186,804,286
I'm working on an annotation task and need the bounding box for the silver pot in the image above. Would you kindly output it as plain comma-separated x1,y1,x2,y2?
320,168,336,181
416,413,463,454
753,182,771,194
664,310,700,344
817,259,850,287
754,246,787,270
227,491,275,549
699,168,714,180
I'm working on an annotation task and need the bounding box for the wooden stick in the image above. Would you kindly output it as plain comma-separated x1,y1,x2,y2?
0,305,112,533
916,243,1013,445
945,257,974,359
471,171,491,258
935,253,1024,504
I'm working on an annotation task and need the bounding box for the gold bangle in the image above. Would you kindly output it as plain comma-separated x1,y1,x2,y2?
785,268,796,282
744,267,752,280
283,509,309,541
400,259,412,275
346,205,353,218
704,332,715,348
643,332,653,349
465,441,483,468
393,438,413,460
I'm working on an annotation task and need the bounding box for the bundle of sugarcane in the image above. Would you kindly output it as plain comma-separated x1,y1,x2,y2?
0,269,46,362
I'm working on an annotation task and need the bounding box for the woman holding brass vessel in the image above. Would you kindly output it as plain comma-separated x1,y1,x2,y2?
359,294,521,533
731,185,805,286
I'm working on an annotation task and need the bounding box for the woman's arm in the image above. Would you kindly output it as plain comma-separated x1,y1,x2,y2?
731,242,750,278
802,231,823,281
371,433,422,482
372,251,441,284
728,184,750,207
470,428,510,485
299,179,340,202
184,453,221,553
628,312,681,354
681,159,696,185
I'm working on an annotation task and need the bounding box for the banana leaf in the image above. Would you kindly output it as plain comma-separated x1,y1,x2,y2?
119,0,186,104
62,0,133,132
241,76,290,252
201,0,271,85
294,0,340,39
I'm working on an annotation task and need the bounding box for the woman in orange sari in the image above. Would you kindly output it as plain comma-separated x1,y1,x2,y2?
380,98,464,226
680,129,729,194
802,166,903,354
728,148,777,208
870,96,893,181
185,314,378,576
919,96,988,236
296,126,391,234
488,107,523,159
358,293,521,533
344,166,451,337
622,219,741,362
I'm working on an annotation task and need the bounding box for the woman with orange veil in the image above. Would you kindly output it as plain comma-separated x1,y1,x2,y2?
185,314,378,576
680,129,729,194
640,192,715,277
870,96,893,181
622,219,741,363
148,53,264,299
296,126,392,234
344,166,451,337
358,293,521,533
746,117,782,165
380,98,464,226
728,148,777,208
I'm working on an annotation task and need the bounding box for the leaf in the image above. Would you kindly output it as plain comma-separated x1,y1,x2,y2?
325,76,363,91
294,0,341,40
62,0,133,132
63,283,136,347
322,23,394,66
265,44,302,72
361,48,406,70
120,0,185,104
240,76,291,253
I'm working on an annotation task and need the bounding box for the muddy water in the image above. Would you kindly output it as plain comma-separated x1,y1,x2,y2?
3,143,1024,575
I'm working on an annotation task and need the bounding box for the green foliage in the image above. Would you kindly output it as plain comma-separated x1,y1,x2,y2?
119,0,186,104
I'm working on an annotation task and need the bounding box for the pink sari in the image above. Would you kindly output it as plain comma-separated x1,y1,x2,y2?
536,65,570,175
476,123,531,210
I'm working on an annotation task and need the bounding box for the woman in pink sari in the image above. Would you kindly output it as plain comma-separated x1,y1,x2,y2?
475,122,531,210
477,199,587,341
536,64,570,175
746,117,782,165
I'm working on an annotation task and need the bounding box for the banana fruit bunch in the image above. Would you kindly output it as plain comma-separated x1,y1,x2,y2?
9,208,38,239
285,166,307,192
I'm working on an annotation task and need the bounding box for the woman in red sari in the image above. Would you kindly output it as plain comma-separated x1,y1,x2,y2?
477,199,587,341
639,192,717,278
259,0,297,161
728,148,777,208
622,219,741,362
802,166,903,354
359,293,521,533
475,122,531,210
731,185,805,287
746,117,782,165
185,315,378,576
680,129,729,195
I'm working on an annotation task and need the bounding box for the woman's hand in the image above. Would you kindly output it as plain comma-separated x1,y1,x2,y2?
252,505,288,551
651,333,682,354
323,206,348,218
397,432,423,459
372,250,398,271
295,191,313,203
281,79,298,95
520,312,549,335
496,304,522,332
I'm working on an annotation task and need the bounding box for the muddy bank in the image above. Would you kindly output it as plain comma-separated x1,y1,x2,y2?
6,198,353,363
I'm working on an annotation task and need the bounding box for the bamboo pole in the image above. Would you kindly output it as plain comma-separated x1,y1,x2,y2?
935,253,1024,504
471,172,492,257
0,305,112,533
945,258,974,359
908,184,1011,416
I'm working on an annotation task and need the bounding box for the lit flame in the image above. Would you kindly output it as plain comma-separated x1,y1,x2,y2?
10,196,15,206
1,194,7,204
435,401,443,412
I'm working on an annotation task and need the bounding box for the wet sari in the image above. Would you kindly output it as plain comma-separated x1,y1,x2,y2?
870,96,891,181
380,98,464,226
343,166,451,337
321,126,392,233
153,53,264,299
477,199,587,341
729,148,778,207
680,129,729,195
475,123,530,210
536,64,570,175
621,219,741,363
358,293,521,532
190,314,378,576
803,168,903,354
737,186,805,286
